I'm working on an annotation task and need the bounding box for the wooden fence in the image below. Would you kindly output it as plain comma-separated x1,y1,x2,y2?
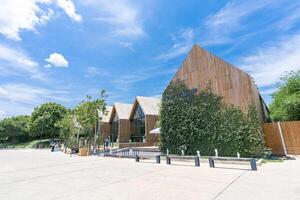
263,121,300,155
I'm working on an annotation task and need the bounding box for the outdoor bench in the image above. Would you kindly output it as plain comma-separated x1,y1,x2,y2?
135,155,201,167
208,156,257,171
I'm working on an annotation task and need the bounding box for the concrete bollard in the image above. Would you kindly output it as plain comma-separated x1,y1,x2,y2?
237,152,240,158
156,155,161,164
195,156,200,167
166,156,171,165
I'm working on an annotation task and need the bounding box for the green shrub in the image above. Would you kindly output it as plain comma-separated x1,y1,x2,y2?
160,81,265,157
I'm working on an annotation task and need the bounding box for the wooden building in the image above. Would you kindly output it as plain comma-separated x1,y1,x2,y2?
128,96,161,146
109,103,132,143
171,44,269,121
99,106,112,140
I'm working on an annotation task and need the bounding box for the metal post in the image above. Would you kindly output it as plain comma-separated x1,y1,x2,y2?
277,122,288,156
156,155,161,164
166,156,171,165
214,149,218,157
209,157,215,168
250,159,257,171
195,156,200,167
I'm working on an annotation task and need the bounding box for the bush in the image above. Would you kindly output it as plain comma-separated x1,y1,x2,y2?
160,81,265,157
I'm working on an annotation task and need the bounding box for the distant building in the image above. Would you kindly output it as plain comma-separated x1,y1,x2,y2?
104,44,269,148
128,96,161,146
109,103,132,143
99,106,112,140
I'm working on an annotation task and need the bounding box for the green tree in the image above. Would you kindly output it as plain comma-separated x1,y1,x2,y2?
160,81,265,157
270,71,300,121
74,91,107,146
57,112,78,149
0,115,31,143
30,103,67,139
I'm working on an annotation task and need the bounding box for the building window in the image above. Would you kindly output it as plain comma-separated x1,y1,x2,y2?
111,114,119,142
130,105,145,142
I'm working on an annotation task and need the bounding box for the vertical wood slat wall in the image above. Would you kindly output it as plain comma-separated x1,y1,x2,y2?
100,122,110,140
118,119,131,143
145,115,159,145
171,45,265,121
263,121,300,155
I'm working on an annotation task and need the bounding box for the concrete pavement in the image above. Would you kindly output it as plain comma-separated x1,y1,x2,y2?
0,150,299,200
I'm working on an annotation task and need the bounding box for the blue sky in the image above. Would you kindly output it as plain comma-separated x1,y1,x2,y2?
0,0,300,118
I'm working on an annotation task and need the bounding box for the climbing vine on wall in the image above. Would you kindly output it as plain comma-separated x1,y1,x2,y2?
160,81,265,157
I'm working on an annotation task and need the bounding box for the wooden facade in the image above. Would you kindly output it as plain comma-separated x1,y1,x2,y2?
100,122,110,140
145,115,159,145
109,103,132,143
129,96,161,146
171,44,269,121
99,106,112,140
263,121,300,155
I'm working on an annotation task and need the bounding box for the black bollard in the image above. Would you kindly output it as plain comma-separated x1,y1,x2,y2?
166,156,171,165
208,157,215,168
156,155,161,164
135,155,140,162
195,156,200,167
250,159,257,171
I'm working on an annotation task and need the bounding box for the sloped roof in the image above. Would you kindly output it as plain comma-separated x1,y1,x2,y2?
100,106,112,123
110,103,133,121
130,96,161,119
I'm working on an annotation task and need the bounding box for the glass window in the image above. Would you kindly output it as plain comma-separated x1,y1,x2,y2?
131,105,145,142
111,113,119,142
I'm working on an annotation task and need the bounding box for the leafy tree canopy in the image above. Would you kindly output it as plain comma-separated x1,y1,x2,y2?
74,91,107,145
30,102,67,139
0,115,31,142
269,71,300,121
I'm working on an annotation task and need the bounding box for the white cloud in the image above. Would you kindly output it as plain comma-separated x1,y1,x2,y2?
0,110,6,119
260,88,278,95
202,0,272,46
87,0,144,37
45,52,69,67
119,42,134,51
275,3,300,31
0,0,81,40
238,33,300,87
56,0,82,22
84,67,110,78
0,83,69,116
0,83,68,104
157,28,195,60
0,44,45,80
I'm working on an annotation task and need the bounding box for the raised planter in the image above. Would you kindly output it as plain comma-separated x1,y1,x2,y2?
79,147,89,156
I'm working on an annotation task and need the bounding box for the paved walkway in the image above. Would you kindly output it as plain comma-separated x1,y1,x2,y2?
0,150,299,200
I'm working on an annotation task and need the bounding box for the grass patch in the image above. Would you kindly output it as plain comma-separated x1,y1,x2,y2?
261,159,284,164
3,139,51,149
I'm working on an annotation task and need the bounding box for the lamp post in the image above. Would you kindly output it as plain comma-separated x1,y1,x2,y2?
39,116,45,149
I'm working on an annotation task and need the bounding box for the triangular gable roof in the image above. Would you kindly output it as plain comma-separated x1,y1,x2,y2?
100,106,112,123
174,44,250,79
109,103,132,121
170,43,264,118
129,96,161,119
